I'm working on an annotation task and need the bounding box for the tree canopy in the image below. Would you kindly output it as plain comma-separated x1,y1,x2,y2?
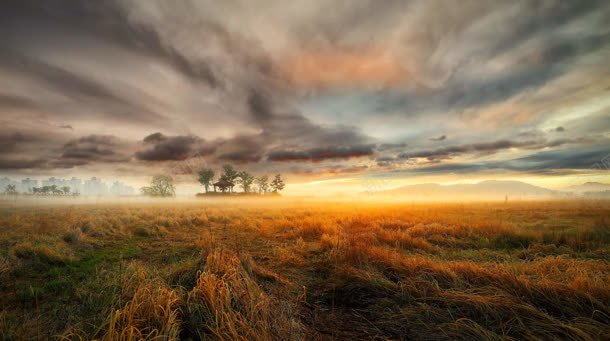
256,175,270,194
198,168,215,193
237,171,255,193
221,164,238,192
271,174,285,193
141,175,176,197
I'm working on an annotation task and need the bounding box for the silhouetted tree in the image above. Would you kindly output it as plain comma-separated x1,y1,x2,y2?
256,175,269,194
271,174,285,193
237,171,255,193
4,184,17,195
198,168,215,193
62,186,71,195
222,164,238,193
140,175,176,197
50,185,60,195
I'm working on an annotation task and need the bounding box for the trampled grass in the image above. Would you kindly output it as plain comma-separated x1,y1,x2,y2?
0,200,608,340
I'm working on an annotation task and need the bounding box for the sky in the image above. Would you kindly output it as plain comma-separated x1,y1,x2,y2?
1,0,609,195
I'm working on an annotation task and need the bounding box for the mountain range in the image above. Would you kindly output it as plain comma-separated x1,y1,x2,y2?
370,180,610,199
561,182,610,193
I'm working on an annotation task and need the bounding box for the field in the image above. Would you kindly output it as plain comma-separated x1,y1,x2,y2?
0,200,608,340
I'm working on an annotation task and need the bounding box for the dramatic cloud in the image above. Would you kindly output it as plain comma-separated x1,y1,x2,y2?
55,135,131,168
0,0,608,188
267,144,374,162
398,138,595,161
136,133,213,161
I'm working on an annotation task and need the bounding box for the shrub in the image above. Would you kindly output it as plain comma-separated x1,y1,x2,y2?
11,242,70,265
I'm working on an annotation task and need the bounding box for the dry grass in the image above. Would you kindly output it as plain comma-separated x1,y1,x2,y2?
0,200,608,340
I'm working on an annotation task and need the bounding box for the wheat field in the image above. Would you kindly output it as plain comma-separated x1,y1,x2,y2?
0,200,608,340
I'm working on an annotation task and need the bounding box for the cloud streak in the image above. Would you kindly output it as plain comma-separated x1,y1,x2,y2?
0,0,608,184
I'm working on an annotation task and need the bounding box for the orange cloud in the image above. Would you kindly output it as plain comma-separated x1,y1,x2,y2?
277,48,408,88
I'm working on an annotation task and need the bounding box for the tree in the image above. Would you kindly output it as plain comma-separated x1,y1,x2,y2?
4,184,17,195
140,175,176,197
198,168,215,193
61,186,71,195
270,174,285,193
256,175,269,194
237,171,255,193
222,164,238,193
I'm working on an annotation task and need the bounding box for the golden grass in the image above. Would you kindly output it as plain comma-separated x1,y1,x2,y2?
0,200,608,340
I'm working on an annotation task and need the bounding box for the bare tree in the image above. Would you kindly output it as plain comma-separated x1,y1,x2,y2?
4,184,17,195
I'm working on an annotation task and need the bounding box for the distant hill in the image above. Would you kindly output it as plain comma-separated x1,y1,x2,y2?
561,182,610,194
372,180,558,199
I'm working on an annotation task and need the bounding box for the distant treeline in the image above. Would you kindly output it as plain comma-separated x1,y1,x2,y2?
2,184,79,196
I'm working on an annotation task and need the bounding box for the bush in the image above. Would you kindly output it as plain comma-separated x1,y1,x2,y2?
62,230,81,244
11,242,70,265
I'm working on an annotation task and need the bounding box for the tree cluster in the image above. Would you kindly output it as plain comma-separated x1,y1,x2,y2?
198,164,285,194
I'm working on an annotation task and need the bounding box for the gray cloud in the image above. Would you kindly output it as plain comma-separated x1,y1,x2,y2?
267,144,374,162
55,134,131,168
430,135,446,142
0,132,34,153
395,144,610,175
398,138,594,161
0,94,40,111
0,0,220,87
0,0,609,181
136,133,211,161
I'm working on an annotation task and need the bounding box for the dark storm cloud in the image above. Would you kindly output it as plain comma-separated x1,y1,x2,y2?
214,134,265,164
0,158,49,170
143,132,168,144
55,134,131,168
0,132,34,153
0,130,68,170
135,133,207,161
267,144,374,162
